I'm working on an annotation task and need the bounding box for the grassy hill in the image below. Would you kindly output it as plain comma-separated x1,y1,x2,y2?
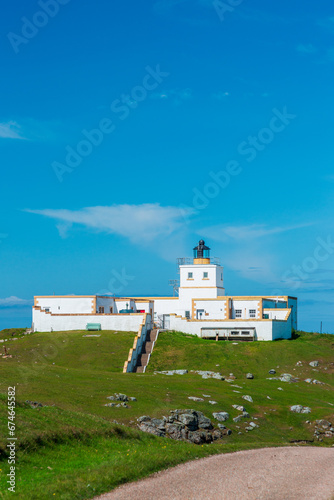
0,329,333,499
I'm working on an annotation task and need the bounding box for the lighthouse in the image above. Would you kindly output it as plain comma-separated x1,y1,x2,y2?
177,240,225,318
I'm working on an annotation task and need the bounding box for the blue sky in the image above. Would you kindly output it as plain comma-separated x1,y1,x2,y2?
1,0,334,332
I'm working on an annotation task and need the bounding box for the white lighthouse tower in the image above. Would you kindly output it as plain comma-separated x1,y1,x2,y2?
178,240,225,319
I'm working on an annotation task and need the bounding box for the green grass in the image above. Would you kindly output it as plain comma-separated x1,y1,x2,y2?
0,329,333,499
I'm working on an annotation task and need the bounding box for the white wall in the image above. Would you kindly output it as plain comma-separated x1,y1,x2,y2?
192,299,227,320
231,300,260,319
32,307,146,333
168,315,292,341
35,296,94,314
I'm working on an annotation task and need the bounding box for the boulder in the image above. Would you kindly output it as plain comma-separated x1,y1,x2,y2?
178,413,198,430
139,422,165,437
197,413,213,430
188,397,204,402
309,361,319,367
165,423,184,440
212,411,229,422
246,373,254,379
269,369,276,374
137,415,151,423
209,401,218,405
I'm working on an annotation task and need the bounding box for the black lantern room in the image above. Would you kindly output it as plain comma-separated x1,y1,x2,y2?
193,240,210,260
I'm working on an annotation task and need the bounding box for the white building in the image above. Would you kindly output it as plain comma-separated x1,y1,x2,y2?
32,240,297,341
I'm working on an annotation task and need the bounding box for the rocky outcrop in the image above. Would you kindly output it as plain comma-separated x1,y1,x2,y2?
137,409,232,444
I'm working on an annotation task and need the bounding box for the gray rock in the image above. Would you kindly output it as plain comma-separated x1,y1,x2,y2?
213,411,229,422
188,396,204,402
139,422,165,437
129,397,137,401
104,403,116,407
315,420,331,428
269,369,276,374
279,374,296,382
296,361,303,366
197,413,213,430
233,415,243,423
246,373,254,379
232,405,246,412
156,369,188,375
290,405,311,414
218,424,226,430
188,430,211,444
212,430,223,440
179,413,198,430
249,422,258,428
209,401,218,405
194,370,224,380
309,361,319,367
151,418,166,430
137,415,151,423
242,395,253,403
165,423,184,440
233,412,250,423
304,378,313,384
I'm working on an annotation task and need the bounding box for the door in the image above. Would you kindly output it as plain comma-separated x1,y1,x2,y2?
196,309,205,320
163,314,170,329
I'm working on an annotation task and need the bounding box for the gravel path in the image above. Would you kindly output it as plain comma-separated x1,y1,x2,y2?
95,447,334,500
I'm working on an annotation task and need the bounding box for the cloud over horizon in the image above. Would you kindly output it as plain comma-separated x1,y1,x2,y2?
26,204,194,243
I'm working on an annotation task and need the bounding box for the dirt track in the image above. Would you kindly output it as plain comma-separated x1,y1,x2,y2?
95,447,334,500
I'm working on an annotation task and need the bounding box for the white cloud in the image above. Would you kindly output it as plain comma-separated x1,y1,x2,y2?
200,222,313,242
26,204,194,243
296,43,317,54
0,121,26,140
0,296,32,308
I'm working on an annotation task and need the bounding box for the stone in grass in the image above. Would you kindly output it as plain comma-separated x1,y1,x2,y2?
242,395,253,403
212,411,229,422
218,423,226,430
269,369,276,375
233,412,250,423
290,405,311,414
188,397,204,402
246,373,254,379
209,401,218,405
296,361,303,366
232,405,246,412
277,387,283,391
309,361,319,367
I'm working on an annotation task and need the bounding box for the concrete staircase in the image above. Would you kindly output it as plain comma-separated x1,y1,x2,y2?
135,329,158,373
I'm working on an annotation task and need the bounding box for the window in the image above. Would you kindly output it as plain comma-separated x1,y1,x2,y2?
187,272,193,279
45,308,50,313
203,272,208,279
98,306,104,314
221,273,223,280
110,306,113,314
241,331,250,335
249,309,256,318
235,309,242,318
185,311,190,319
231,331,239,335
